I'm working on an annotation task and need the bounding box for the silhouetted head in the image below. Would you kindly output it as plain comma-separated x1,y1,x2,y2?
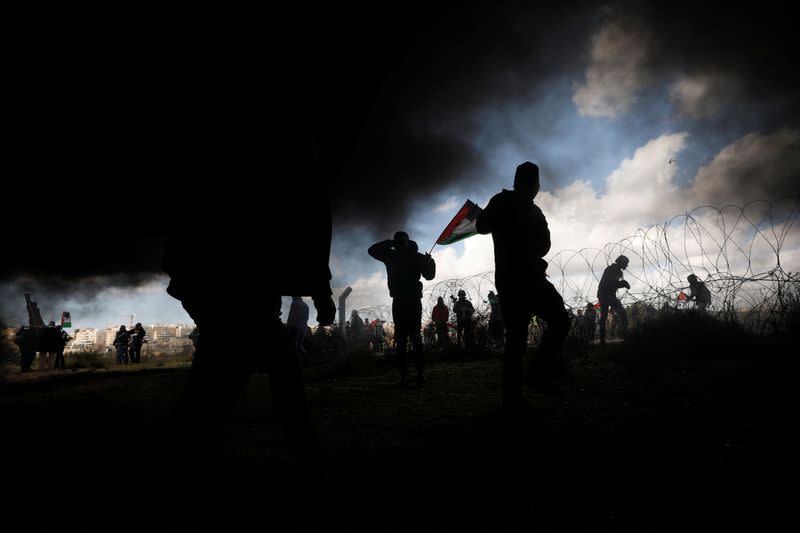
458,289,466,299
119,325,126,331
687,274,698,283
437,296,444,304
48,320,56,326
135,322,142,328
393,231,410,249
513,161,540,199
488,291,495,296
615,255,630,269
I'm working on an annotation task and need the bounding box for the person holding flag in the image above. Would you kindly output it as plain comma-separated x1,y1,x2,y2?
475,161,570,407
686,273,712,312
435,199,483,246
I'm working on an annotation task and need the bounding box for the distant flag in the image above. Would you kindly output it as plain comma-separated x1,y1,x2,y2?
677,291,687,301
594,302,601,309
436,199,483,245
60,311,72,328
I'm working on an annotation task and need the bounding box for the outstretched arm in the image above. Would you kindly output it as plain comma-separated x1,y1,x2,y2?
368,240,394,262
476,196,498,234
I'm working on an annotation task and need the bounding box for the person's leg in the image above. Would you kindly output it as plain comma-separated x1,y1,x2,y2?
500,298,530,409
530,278,570,390
21,350,33,372
598,299,610,344
408,299,425,384
610,298,628,339
392,299,409,384
267,315,319,457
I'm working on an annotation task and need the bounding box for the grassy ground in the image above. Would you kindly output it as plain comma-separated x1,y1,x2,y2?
1,331,797,531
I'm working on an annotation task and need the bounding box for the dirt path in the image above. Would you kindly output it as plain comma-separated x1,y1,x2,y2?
1,349,797,530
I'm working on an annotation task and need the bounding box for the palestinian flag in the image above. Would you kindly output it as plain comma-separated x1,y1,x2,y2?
677,291,687,301
60,311,71,328
436,200,483,245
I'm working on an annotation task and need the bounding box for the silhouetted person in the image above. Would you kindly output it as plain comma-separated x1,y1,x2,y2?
37,321,58,370
584,302,597,341
188,326,199,349
687,274,711,311
597,255,630,344
113,325,130,365
14,326,36,373
129,322,146,364
287,296,310,360
370,320,387,354
369,231,436,387
349,309,365,341
156,130,337,508
476,161,570,406
53,326,70,369
487,290,504,345
432,296,450,352
573,308,585,339
451,290,475,351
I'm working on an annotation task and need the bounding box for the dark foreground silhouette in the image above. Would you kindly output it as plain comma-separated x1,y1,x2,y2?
1,329,797,530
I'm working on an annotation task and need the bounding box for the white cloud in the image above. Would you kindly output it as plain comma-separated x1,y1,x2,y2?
669,73,741,118
433,197,459,214
345,130,800,312
572,21,650,118
539,132,689,236
335,271,391,313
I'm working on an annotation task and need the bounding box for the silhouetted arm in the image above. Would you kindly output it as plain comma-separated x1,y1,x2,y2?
530,205,551,258
476,195,499,234
368,240,394,262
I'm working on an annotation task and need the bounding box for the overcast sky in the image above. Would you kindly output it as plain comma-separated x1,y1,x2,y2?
2,3,798,328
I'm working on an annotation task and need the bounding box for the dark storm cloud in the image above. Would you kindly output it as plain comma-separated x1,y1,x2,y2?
0,275,160,327
315,4,598,233
4,2,797,289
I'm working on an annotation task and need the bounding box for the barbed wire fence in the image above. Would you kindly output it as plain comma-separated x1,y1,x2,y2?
359,202,799,338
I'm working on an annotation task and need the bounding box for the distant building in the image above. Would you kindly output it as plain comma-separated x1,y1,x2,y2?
66,328,98,352
148,324,177,340
175,324,195,337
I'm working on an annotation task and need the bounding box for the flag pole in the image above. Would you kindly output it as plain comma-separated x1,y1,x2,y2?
429,242,437,254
